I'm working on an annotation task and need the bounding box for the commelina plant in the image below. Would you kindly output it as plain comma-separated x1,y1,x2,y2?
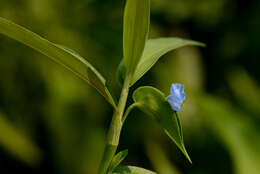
0,0,205,173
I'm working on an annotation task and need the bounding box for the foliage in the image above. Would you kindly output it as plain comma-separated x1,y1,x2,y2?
0,0,203,173
0,0,259,174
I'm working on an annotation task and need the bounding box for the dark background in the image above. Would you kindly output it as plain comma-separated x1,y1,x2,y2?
0,0,259,174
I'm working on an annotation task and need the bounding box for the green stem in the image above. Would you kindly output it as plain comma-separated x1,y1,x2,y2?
98,76,131,174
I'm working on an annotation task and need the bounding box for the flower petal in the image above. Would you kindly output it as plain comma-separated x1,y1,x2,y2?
171,84,185,102
170,83,184,95
168,83,186,112
167,95,182,112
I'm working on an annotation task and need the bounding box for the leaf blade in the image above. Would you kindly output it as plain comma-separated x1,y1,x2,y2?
113,166,156,174
108,149,128,173
118,38,205,86
123,0,150,77
131,37,205,86
133,86,191,162
0,17,117,109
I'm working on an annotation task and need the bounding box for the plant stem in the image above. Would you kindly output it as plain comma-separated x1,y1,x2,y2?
98,76,131,174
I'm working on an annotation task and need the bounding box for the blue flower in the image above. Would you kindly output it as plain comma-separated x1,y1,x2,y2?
167,83,186,112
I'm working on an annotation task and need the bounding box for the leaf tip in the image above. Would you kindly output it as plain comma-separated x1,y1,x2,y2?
181,145,192,164
199,42,207,47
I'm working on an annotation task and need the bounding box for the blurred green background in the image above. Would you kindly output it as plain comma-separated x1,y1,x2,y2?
0,0,259,174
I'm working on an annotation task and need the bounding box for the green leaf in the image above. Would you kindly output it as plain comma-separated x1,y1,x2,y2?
130,37,205,86
117,38,205,86
0,17,117,109
133,86,191,163
113,166,156,174
0,112,42,166
108,150,128,173
123,0,150,77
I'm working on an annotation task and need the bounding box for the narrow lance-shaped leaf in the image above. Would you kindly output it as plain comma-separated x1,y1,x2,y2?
133,86,191,163
123,0,150,78
108,149,128,173
113,166,156,174
117,37,205,86
0,17,117,109
131,37,205,86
